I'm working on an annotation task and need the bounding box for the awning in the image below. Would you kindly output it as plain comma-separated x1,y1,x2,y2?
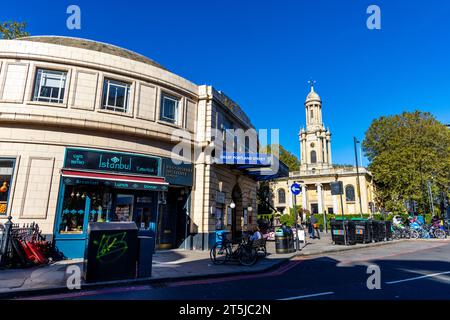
61,169,169,191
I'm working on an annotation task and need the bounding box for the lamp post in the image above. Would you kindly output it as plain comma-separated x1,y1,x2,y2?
354,137,363,217
427,180,434,215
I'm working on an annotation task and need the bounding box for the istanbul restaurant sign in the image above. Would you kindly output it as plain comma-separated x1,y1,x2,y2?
64,148,160,176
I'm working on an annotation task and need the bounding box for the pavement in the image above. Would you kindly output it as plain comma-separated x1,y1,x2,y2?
0,233,426,299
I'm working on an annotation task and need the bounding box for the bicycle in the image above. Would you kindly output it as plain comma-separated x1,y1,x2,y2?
392,225,411,239
210,233,257,266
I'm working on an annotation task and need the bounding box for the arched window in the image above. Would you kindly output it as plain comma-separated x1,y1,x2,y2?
310,150,317,164
310,109,314,120
345,185,355,202
278,189,286,204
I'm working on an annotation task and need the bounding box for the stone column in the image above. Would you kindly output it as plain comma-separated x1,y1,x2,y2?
318,135,323,164
316,183,323,213
302,184,307,212
328,138,333,165
333,194,339,214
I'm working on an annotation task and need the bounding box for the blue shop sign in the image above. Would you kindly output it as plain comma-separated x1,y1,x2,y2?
65,148,160,176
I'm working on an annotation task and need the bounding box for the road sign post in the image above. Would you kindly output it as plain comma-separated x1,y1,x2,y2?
331,180,347,246
291,183,301,251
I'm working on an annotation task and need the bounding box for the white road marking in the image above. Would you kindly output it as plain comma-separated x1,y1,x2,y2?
278,291,335,300
385,271,450,285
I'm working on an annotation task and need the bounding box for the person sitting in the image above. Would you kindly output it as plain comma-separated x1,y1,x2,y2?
249,226,263,242
431,215,441,228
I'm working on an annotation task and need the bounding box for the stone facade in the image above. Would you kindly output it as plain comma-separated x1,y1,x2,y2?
0,36,258,252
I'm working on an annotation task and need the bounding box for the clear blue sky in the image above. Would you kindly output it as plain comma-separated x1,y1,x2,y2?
3,0,450,165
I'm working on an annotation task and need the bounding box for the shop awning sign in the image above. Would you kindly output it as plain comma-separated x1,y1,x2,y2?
61,170,169,192
64,148,160,177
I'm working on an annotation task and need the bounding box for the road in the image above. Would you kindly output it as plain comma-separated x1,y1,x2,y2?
21,240,450,300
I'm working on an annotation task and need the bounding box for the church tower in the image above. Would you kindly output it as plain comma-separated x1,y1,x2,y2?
299,82,332,171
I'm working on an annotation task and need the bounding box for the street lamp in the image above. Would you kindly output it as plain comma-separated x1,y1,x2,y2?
354,137,363,218
229,202,236,209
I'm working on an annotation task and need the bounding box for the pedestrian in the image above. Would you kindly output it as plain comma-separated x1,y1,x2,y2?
306,215,313,238
310,213,321,239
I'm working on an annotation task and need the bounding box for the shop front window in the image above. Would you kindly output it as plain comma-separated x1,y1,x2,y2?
0,159,15,215
59,186,88,234
88,190,111,223
59,185,112,234
115,194,134,222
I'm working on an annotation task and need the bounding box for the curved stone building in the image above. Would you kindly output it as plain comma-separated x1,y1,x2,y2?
0,36,272,257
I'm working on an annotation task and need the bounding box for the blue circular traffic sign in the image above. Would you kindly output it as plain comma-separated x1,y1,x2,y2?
291,183,301,195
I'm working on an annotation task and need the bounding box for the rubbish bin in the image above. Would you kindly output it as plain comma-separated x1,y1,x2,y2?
369,220,380,243
330,219,356,245
351,218,372,244
84,222,138,283
215,230,230,244
137,229,154,278
275,228,290,254
287,229,295,253
385,221,393,240
378,221,387,241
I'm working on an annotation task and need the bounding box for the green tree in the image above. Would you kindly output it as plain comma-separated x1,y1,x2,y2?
362,111,450,213
264,144,300,172
0,21,29,39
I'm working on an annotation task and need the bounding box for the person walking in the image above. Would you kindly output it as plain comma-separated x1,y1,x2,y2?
310,213,321,239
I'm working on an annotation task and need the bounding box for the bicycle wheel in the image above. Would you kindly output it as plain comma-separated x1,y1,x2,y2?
210,243,230,265
434,229,446,239
410,229,420,239
239,245,257,266
393,229,401,240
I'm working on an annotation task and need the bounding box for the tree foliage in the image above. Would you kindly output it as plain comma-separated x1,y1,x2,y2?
0,21,29,39
264,144,300,172
362,111,450,212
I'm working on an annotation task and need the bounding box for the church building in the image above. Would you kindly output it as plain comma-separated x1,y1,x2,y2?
270,84,376,218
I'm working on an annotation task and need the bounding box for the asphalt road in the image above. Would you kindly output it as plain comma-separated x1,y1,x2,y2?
22,240,450,300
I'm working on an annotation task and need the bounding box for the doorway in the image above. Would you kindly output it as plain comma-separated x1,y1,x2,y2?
156,188,190,250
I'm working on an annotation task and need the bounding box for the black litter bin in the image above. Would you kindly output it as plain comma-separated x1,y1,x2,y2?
137,229,154,278
385,221,393,240
275,228,295,253
378,221,387,241
369,220,380,243
331,219,356,245
352,218,372,244
84,222,138,283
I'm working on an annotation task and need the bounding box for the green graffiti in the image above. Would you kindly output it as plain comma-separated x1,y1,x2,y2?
94,232,128,263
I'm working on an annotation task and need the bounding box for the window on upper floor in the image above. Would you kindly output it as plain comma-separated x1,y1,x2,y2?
278,189,286,204
33,68,67,103
346,185,356,202
160,93,180,125
101,78,131,113
310,150,317,164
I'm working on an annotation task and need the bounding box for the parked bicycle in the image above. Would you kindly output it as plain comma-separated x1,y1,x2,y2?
210,232,257,266
392,225,411,239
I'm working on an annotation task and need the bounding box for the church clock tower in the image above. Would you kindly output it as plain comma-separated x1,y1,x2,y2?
299,81,332,171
